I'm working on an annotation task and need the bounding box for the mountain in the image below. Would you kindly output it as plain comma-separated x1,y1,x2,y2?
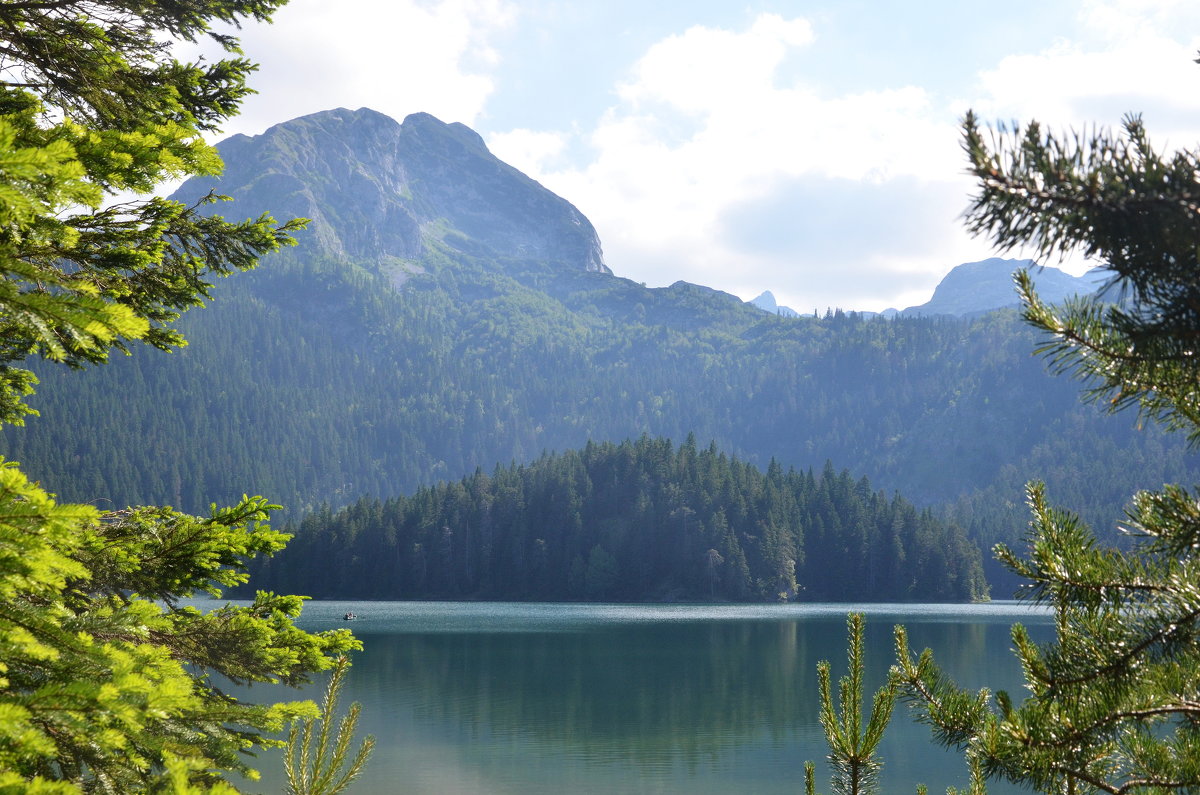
900,257,1099,317
748,259,1096,320
182,107,610,277
2,108,1197,597
748,291,801,317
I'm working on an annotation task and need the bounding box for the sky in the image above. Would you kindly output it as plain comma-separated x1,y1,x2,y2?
182,0,1200,312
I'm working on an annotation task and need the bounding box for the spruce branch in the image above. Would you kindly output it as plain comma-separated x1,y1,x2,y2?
283,656,374,795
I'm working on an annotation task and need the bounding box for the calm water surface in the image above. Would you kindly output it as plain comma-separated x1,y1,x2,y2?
237,601,1053,794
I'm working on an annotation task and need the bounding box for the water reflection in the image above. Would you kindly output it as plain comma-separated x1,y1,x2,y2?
240,602,1051,795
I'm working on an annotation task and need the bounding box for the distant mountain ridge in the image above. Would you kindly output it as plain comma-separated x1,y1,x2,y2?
179,107,610,277
747,258,1101,319
201,110,1087,323
749,291,801,317
897,258,1100,317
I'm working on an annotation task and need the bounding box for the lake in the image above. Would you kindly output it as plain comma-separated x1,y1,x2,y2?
238,601,1053,794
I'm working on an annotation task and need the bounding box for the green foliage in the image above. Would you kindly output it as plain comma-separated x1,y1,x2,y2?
0,1,304,427
0,457,360,791
0,1,366,792
898,480,1200,793
807,614,897,795
891,60,1200,795
250,435,987,602
0,1,282,131
963,108,1200,444
284,656,375,795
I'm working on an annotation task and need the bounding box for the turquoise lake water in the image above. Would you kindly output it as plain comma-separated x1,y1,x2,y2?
235,601,1053,794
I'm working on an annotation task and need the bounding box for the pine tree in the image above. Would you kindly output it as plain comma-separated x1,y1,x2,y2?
284,656,375,795
806,613,897,795
0,2,361,792
0,1,304,427
893,57,1200,794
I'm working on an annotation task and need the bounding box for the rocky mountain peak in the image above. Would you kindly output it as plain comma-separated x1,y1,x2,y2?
176,107,610,276
900,257,1099,317
748,290,800,317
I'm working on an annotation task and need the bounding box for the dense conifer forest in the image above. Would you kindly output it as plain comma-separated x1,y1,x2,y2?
249,435,986,602
7,247,1194,594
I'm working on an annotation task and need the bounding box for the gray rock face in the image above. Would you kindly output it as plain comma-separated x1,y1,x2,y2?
749,290,778,313
176,107,610,275
900,257,1100,317
748,290,800,317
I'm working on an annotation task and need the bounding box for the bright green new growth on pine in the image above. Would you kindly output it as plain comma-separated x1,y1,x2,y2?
285,656,375,795
806,613,897,795
0,1,373,792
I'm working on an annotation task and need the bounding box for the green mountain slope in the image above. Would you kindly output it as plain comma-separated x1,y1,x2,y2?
3,108,1196,596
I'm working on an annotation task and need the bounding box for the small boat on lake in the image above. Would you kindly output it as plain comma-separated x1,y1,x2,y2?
343,612,357,620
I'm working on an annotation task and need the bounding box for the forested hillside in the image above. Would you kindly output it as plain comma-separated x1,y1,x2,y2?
3,107,1196,597
7,249,1191,590
251,435,986,602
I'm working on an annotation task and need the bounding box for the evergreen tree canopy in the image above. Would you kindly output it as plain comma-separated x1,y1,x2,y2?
894,62,1200,794
0,2,358,793
253,435,988,603
0,0,304,426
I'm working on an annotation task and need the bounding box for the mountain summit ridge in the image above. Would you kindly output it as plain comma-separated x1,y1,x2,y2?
898,257,1099,317
177,107,610,276
196,108,1083,320
747,258,1101,319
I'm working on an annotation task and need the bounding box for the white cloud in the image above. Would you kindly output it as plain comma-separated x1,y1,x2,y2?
972,3,1200,143
491,4,1200,311
492,13,969,311
617,14,814,114
178,0,516,138
487,128,567,175
1080,0,1200,40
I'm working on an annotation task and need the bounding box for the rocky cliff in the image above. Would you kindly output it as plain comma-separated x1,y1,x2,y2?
176,107,610,276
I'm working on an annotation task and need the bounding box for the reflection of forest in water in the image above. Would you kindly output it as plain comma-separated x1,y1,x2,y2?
233,604,1053,794
345,613,1049,771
